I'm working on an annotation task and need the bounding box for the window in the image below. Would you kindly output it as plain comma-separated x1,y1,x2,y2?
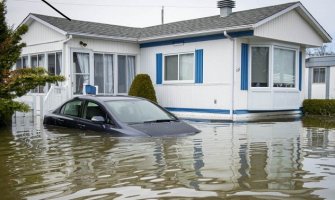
250,45,298,89
94,54,114,94
84,102,106,121
118,55,135,93
313,68,326,83
31,54,45,93
73,52,90,94
48,52,62,75
61,100,83,117
31,54,45,68
273,48,296,88
16,56,28,69
251,47,269,87
164,53,194,82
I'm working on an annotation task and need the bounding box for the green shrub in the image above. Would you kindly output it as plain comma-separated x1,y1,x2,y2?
129,74,157,103
303,99,335,116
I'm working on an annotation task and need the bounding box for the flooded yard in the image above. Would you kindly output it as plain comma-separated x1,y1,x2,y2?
1,116,335,200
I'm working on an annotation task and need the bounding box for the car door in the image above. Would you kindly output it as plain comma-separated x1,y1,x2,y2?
57,99,84,128
77,101,112,132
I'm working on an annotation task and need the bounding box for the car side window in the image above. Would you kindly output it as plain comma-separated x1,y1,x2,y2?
84,102,106,121
61,100,82,117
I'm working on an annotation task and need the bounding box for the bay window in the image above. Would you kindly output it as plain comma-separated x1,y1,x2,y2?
251,45,298,89
164,53,194,82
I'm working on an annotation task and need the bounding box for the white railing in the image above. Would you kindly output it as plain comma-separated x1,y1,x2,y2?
43,85,68,116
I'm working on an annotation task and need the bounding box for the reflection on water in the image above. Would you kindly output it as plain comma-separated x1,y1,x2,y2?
0,118,334,200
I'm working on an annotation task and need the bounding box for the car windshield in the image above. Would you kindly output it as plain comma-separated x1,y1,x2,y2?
105,100,176,124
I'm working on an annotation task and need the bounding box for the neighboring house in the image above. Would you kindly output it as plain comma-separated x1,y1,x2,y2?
16,1,332,121
305,55,335,99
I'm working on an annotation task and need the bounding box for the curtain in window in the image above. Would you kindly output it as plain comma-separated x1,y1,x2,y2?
31,55,38,68
105,54,114,94
76,53,89,74
251,47,269,87
16,58,22,69
48,54,56,75
74,52,90,94
273,48,295,87
126,56,135,90
56,53,62,75
94,54,104,94
165,55,178,81
38,54,45,67
118,55,126,93
22,56,28,68
179,54,193,80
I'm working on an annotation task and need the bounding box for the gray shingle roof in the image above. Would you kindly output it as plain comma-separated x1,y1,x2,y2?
140,2,297,39
31,14,142,39
30,2,298,41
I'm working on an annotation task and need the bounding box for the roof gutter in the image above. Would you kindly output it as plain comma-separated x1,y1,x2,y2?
69,32,139,43
139,25,253,43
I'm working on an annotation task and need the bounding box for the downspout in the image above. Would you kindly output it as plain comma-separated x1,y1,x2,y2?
224,31,236,121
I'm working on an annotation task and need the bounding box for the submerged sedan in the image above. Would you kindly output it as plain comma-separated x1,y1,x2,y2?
43,96,200,136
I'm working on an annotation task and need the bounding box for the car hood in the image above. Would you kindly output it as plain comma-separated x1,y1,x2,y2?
128,121,200,137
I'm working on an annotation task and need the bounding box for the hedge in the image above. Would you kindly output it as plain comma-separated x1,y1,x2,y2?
129,74,157,103
303,99,335,116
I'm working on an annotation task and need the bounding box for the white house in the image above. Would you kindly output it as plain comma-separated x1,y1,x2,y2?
305,55,335,99
15,1,332,121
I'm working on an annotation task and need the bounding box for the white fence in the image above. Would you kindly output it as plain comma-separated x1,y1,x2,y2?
43,85,68,116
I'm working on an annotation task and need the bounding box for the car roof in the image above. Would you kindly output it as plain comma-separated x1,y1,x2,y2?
75,95,145,103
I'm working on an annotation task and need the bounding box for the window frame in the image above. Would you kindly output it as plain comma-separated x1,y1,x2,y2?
93,53,114,95
163,52,195,84
313,67,326,84
116,54,136,94
249,44,299,91
72,50,91,95
272,46,299,89
250,45,271,89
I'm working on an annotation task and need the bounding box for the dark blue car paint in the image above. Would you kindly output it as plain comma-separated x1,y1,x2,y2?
43,96,200,137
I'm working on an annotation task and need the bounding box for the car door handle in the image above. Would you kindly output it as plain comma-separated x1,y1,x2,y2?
57,118,65,123
78,124,86,128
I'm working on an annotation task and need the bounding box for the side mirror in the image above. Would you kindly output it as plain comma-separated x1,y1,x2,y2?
91,116,105,124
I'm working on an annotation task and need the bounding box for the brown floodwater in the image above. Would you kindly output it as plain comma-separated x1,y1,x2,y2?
0,116,335,200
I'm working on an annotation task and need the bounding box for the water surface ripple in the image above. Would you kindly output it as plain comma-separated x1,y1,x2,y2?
0,119,334,199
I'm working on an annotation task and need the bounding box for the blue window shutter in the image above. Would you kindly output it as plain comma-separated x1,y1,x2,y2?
195,49,204,83
241,43,249,90
156,53,163,84
299,51,302,91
